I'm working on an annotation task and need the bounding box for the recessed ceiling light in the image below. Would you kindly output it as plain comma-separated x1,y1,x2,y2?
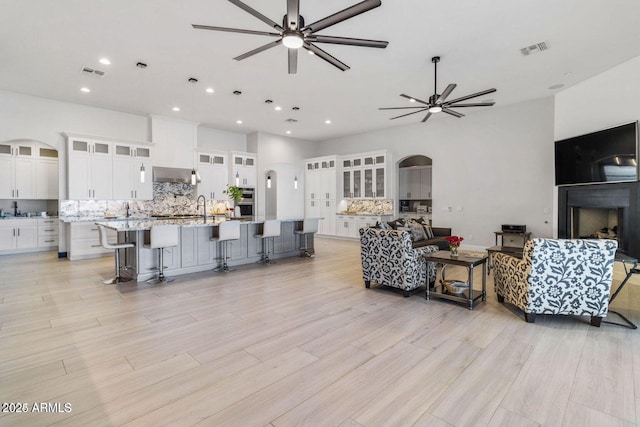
172,106,180,112
236,120,243,124
99,58,111,65
286,130,291,134
188,77,198,83
206,87,214,94
292,106,300,111
325,119,331,124
80,87,91,93
275,106,282,111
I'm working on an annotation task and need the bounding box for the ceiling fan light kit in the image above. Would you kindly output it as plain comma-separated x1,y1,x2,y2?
193,0,389,74
380,56,497,123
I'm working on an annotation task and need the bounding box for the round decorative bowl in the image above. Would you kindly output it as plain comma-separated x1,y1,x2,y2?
440,279,469,295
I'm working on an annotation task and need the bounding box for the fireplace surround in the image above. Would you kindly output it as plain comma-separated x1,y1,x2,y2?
558,182,639,259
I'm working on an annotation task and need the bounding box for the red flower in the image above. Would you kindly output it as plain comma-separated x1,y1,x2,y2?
445,235,464,247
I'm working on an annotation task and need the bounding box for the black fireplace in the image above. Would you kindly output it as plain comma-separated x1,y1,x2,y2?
558,182,640,258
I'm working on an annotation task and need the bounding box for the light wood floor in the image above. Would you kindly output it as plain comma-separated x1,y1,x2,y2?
1,238,640,427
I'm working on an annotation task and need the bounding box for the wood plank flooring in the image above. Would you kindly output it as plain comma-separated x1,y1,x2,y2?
1,238,640,426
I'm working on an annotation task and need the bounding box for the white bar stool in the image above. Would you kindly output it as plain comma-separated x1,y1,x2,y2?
97,224,135,284
294,218,318,257
255,220,281,264
144,225,179,284
210,220,241,272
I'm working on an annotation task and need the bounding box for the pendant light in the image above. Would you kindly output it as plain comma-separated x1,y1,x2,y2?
235,171,240,186
191,169,197,185
294,175,298,190
267,174,272,189
140,163,145,183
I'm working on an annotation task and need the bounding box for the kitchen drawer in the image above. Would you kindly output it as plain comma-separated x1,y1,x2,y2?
70,236,110,256
39,235,59,247
70,222,102,238
38,225,58,235
38,218,58,226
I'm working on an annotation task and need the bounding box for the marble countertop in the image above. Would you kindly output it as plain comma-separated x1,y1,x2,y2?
94,217,310,232
335,213,394,216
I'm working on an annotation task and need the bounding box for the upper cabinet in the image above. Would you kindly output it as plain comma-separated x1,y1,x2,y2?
197,151,228,200
399,166,431,200
112,143,153,200
232,152,257,188
0,142,58,200
341,151,387,199
304,156,338,235
67,137,113,200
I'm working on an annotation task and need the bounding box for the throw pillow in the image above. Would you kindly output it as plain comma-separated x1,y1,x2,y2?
406,219,427,242
424,225,435,239
376,221,392,230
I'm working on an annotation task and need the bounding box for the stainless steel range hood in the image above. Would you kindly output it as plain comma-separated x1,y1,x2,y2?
152,166,193,184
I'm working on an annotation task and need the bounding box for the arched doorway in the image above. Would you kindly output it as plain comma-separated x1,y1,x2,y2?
398,155,432,222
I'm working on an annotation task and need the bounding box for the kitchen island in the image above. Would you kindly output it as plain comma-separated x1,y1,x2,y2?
94,217,314,282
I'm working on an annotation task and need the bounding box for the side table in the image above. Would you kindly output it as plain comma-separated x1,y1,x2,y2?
604,252,639,329
424,251,488,310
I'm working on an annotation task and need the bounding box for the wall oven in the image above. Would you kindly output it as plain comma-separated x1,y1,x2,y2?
236,187,254,217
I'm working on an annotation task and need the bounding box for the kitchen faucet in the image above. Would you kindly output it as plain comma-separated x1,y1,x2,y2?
197,195,207,221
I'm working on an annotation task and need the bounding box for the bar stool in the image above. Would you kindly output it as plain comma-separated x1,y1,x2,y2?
144,225,179,284
210,220,241,272
97,224,135,284
294,218,319,257
255,220,281,264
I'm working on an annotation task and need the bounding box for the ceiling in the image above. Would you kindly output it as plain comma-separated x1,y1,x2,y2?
2,0,640,142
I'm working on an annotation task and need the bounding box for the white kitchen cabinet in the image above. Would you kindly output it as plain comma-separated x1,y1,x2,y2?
342,151,387,199
232,153,257,188
112,143,153,200
68,221,114,260
304,156,338,236
38,218,59,248
35,146,59,199
399,166,431,199
336,215,392,239
0,219,38,252
342,169,363,198
67,137,113,200
197,151,228,200
0,142,36,199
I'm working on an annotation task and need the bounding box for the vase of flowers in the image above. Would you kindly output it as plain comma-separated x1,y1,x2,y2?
445,235,464,257
223,185,243,217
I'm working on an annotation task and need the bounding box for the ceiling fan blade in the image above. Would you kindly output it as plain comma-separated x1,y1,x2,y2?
436,83,457,104
389,109,428,120
288,48,298,74
234,39,282,61
286,0,300,29
421,112,432,123
192,24,281,37
446,102,496,108
378,106,427,110
400,94,430,106
442,108,465,118
308,35,388,48
302,0,381,33
304,43,349,71
445,88,496,105
227,0,283,31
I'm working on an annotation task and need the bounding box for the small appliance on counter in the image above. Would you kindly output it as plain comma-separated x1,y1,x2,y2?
399,200,410,212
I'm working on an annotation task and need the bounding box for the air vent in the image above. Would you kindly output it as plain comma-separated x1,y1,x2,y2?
285,118,298,123
81,66,106,77
520,41,550,56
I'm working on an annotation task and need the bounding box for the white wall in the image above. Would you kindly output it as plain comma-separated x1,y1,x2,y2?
315,97,556,249
555,56,640,141
197,125,246,152
250,132,316,219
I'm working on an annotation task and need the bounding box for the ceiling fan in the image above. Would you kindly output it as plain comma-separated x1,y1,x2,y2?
379,56,497,123
192,0,389,74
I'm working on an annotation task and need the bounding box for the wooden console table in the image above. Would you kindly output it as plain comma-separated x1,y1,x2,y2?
494,231,532,246
424,251,487,310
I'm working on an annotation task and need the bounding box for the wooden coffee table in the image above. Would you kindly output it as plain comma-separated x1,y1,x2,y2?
424,251,488,310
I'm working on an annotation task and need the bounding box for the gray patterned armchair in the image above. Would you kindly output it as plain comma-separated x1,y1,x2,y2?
359,227,439,297
494,238,618,326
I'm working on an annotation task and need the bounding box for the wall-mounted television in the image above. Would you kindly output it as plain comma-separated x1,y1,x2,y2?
555,121,639,186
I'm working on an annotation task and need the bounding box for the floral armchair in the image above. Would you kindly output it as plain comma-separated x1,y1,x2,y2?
494,238,618,326
359,227,440,297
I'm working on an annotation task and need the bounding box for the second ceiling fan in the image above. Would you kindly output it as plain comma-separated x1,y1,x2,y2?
380,56,497,123
193,0,389,74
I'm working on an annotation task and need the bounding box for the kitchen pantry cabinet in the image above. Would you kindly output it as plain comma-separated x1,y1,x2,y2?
232,153,257,188
197,151,228,200
0,142,36,199
305,156,337,236
112,143,153,200
67,137,113,200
